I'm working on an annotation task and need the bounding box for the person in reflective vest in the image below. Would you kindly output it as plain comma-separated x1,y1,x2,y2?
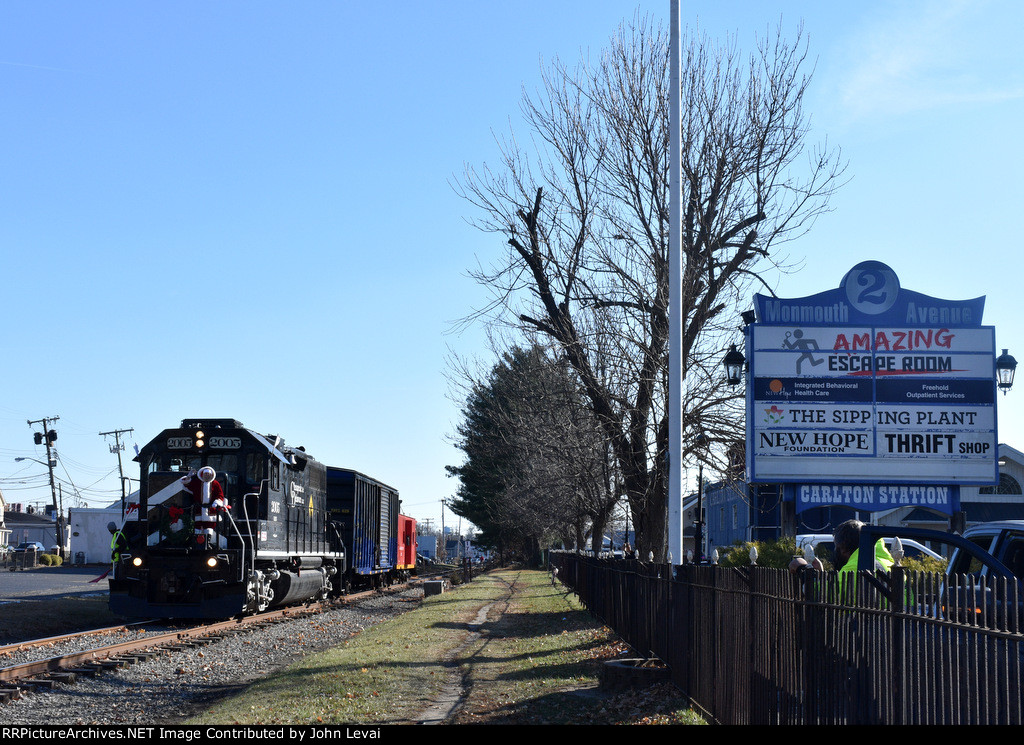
108,521,129,579
834,520,895,602
789,519,896,601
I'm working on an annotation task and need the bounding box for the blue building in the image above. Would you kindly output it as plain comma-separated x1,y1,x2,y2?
697,442,1024,556
699,479,789,555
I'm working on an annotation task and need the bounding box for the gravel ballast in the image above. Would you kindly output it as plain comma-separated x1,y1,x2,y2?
2,589,422,725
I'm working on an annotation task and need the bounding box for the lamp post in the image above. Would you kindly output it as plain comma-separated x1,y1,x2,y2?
723,345,746,387
996,349,1017,395
695,457,705,562
710,343,748,561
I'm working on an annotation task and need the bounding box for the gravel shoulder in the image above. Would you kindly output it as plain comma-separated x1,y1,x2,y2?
188,569,699,725
2,588,422,725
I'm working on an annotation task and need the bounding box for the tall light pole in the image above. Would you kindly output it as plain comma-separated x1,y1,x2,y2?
667,0,684,563
26,416,62,554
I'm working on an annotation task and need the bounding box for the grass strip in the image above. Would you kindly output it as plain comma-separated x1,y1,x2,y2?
188,569,702,725
450,569,700,724
188,571,516,724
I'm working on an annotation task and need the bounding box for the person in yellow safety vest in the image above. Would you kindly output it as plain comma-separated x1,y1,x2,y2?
834,520,895,602
789,519,898,604
108,521,128,565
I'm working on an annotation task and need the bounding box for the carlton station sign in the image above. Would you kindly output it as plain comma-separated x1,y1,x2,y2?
745,261,999,514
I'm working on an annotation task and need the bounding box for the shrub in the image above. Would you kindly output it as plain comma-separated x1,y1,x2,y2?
39,553,63,566
717,536,948,575
717,536,798,569
899,554,947,574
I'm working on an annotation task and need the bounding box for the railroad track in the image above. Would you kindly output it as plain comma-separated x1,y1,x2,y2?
0,579,424,704
0,621,158,659
0,605,317,701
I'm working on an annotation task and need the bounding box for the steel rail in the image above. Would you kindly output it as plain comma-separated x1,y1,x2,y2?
0,603,320,687
0,621,156,658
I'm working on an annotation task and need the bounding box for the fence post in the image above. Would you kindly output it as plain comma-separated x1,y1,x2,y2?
891,566,905,725
798,567,821,724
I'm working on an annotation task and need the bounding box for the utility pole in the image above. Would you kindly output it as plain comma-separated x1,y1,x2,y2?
27,415,62,554
100,428,134,518
440,499,447,563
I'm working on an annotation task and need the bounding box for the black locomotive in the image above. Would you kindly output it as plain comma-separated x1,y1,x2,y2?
108,419,412,619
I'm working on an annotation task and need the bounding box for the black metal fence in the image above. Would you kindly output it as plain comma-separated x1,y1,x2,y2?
551,552,1024,725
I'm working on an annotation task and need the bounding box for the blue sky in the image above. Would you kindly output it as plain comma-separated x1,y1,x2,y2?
1,1,1022,533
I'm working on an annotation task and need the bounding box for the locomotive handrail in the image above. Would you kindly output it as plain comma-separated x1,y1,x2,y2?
238,486,267,588
220,503,250,585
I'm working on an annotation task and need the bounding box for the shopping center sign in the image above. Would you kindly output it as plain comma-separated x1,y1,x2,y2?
745,261,998,492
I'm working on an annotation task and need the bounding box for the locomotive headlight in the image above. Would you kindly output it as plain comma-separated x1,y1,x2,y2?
206,556,218,568
132,556,143,567
196,430,205,448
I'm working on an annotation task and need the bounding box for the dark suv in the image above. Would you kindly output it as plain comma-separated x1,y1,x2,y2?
13,541,45,553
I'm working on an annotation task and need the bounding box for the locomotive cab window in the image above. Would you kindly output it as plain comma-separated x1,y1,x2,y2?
246,454,266,489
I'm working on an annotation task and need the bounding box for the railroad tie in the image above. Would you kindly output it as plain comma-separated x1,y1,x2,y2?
67,666,102,678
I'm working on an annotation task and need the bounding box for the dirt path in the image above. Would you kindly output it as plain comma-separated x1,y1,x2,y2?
413,573,517,724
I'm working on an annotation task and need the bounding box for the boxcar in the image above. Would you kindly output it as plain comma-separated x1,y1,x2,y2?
325,467,401,590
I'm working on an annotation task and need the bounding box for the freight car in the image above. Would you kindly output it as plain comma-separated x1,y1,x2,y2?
397,514,417,581
324,468,416,589
108,419,414,618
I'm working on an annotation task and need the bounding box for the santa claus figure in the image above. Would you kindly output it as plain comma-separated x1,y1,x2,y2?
181,467,229,546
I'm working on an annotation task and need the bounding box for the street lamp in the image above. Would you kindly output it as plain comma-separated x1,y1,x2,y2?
692,433,708,562
996,349,1017,395
15,455,55,468
723,345,746,386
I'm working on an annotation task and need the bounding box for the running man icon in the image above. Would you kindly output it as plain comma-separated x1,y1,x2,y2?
783,330,825,375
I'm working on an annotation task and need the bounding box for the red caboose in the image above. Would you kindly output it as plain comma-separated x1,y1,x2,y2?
397,514,417,576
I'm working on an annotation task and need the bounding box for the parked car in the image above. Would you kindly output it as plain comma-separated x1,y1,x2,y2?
13,541,45,553
945,521,1024,578
797,532,944,565
849,524,1019,578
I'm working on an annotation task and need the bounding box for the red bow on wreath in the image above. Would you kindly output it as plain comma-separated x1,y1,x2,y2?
169,506,185,521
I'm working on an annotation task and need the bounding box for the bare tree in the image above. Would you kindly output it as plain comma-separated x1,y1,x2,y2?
455,16,845,560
